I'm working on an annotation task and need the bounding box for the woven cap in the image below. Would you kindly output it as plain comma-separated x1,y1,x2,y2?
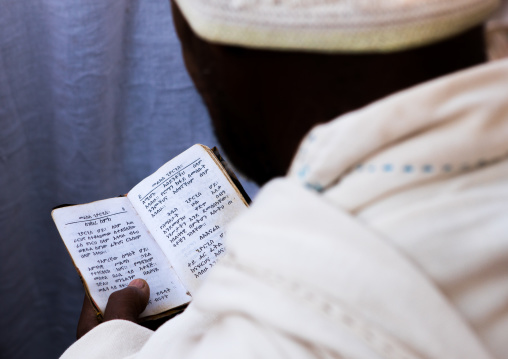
174,0,499,52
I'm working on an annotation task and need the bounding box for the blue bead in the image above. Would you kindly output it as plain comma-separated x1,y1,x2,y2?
423,165,433,173
443,164,452,172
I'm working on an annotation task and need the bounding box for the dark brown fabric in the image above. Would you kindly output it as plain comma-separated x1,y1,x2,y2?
171,1,486,185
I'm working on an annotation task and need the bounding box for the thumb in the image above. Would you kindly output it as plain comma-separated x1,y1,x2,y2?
104,279,150,323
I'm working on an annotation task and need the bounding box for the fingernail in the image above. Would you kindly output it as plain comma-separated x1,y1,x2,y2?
129,278,146,289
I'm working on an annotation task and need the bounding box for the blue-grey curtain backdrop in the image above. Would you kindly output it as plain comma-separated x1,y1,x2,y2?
0,1,257,358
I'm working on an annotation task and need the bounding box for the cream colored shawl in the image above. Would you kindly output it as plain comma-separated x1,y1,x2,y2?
61,59,508,359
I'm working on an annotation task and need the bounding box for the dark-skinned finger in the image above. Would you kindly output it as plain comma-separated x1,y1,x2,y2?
77,295,100,339
103,279,150,323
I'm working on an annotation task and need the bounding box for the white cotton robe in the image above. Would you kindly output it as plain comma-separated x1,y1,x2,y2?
61,58,508,359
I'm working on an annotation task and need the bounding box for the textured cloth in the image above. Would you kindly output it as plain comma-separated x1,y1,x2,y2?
0,1,258,358
487,0,508,59
61,58,508,359
174,0,499,52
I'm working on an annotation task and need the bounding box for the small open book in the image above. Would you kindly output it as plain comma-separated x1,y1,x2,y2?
52,145,249,320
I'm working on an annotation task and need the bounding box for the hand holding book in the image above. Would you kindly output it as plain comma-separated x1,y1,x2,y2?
76,278,150,339
53,145,249,321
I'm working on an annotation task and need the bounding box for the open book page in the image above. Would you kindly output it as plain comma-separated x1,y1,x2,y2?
52,197,192,318
128,145,248,293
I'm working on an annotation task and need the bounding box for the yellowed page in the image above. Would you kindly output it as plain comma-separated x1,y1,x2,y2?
128,145,248,293
52,197,191,318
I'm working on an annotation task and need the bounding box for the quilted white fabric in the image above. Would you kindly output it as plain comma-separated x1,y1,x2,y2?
174,0,499,52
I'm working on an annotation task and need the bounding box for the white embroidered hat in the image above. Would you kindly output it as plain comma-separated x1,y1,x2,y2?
174,0,499,52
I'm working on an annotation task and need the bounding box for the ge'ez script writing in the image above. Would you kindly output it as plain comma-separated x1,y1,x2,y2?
52,144,249,319
128,149,248,293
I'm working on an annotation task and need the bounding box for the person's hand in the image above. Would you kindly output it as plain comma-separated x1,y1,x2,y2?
76,278,150,339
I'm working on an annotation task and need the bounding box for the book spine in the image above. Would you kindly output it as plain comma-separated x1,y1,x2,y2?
211,147,252,204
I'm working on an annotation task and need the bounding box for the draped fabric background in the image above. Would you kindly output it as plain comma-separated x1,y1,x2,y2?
0,1,256,358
